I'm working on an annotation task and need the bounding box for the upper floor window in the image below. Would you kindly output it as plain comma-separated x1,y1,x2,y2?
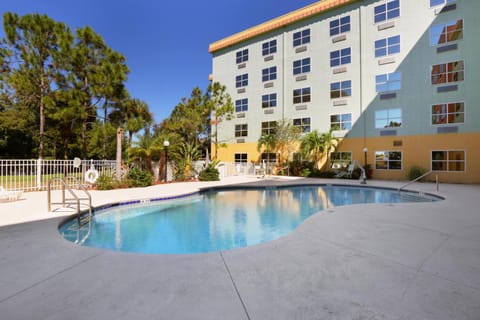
293,87,311,104
330,15,350,36
376,72,401,92
236,74,248,88
375,35,400,57
236,49,248,64
293,117,311,133
235,98,248,113
430,20,463,46
234,124,248,137
234,153,248,164
375,151,402,170
432,150,465,171
374,0,400,24
330,151,352,169
261,121,277,135
293,58,311,75
262,40,277,56
293,29,310,47
330,48,351,67
262,66,277,82
431,60,464,85
432,102,464,125
262,93,277,108
375,108,402,128
430,0,456,7
330,80,352,99
330,113,352,131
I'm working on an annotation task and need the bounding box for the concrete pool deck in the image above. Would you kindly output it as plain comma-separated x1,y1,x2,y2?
0,176,479,319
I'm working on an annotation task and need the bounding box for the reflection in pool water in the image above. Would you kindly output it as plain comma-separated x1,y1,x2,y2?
60,186,437,254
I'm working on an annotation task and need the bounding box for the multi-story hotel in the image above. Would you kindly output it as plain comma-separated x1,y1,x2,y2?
208,0,480,183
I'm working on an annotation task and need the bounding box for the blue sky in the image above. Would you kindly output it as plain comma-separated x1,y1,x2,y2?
1,0,317,123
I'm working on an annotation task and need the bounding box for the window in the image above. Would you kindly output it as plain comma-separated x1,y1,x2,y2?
330,48,351,67
293,118,311,133
262,40,277,56
376,72,401,92
430,20,463,46
330,113,352,131
261,121,277,135
430,0,456,7
432,150,465,171
234,124,248,137
330,152,352,169
375,35,400,57
330,80,352,99
262,93,277,108
432,102,464,125
375,151,402,170
375,108,402,128
261,153,277,163
235,74,248,88
374,0,400,23
236,49,248,64
262,66,277,82
293,87,311,104
234,153,248,164
431,61,464,85
293,29,310,47
330,15,350,36
235,99,248,112
293,58,311,75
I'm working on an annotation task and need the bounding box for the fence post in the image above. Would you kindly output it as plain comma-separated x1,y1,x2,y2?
36,158,42,190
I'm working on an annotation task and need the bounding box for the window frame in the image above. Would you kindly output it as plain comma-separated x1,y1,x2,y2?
330,151,352,169
429,19,463,47
432,150,465,172
235,74,248,88
262,66,277,82
375,108,402,129
431,60,464,85
330,80,352,99
293,58,311,75
293,87,311,104
430,0,456,8
293,28,311,47
375,150,403,170
234,153,248,164
262,39,277,56
330,47,351,67
261,121,277,135
330,113,352,131
375,72,402,93
374,0,400,24
235,98,248,113
234,124,248,137
431,102,464,125
330,15,351,36
375,35,400,58
236,49,248,64
293,117,311,133
262,93,277,109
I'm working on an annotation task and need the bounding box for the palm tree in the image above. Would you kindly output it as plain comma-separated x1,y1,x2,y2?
128,130,163,175
257,134,277,173
300,130,324,170
321,129,338,171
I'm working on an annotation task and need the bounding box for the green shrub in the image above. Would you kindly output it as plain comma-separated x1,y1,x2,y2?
127,168,153,188
95,174,116,190
407,166,428,181
199,161,220,181
300,168,311,177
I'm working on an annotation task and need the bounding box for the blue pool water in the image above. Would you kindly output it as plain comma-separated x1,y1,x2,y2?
60,185,438,254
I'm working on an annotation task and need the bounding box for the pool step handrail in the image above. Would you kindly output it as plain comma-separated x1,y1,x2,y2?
398,170,439,192
351,160,367,184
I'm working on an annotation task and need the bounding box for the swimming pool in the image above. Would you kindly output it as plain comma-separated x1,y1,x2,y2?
59,185,440,254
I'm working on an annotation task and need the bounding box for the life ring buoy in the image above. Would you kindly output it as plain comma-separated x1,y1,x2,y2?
85,168,99,184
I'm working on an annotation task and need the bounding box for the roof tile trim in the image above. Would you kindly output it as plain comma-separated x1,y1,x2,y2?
209,0,358,53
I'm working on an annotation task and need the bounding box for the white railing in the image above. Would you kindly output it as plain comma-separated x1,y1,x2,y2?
0,159,117,192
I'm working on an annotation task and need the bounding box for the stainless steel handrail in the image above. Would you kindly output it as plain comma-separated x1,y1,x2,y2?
398,170,439,192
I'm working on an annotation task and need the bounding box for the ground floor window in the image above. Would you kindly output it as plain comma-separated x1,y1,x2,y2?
234,153,248,164
432,150,465,171
261,152,277,163
375,150,402,170
330,152,352,169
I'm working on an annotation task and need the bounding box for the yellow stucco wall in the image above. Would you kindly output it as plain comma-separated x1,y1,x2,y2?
212,133,480,183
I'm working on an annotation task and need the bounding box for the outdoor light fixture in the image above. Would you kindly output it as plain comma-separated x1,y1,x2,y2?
363,147,368,166
163,140,170,182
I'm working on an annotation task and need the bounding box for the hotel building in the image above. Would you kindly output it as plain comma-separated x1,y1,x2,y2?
208,0,480,183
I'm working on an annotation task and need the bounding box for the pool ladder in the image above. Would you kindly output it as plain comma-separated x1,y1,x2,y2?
47,176,93,244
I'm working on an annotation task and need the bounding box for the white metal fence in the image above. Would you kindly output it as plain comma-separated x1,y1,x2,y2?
0,159,117,192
